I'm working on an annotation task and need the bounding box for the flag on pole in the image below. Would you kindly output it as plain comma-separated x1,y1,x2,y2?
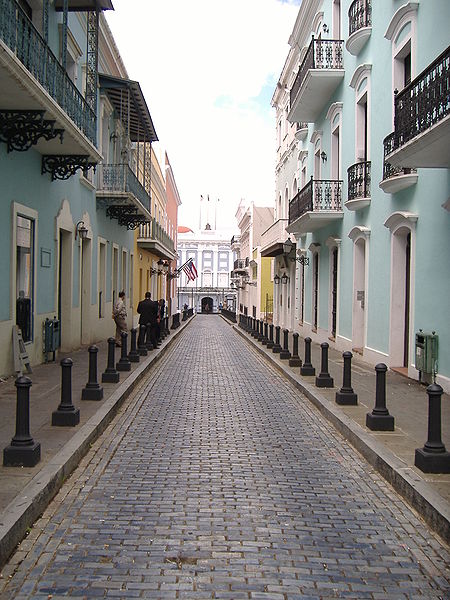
182,259,198,281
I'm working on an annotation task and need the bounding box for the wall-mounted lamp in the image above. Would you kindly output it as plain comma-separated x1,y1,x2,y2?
110,132,118,142
323,23,329,33
283,238,310,265
274,274,281,285
320,151,327,163
75,220,88,241
281,273,289,285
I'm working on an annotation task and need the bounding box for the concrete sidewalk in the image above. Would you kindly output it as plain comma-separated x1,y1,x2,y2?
0,316,194,567
230,319,450,543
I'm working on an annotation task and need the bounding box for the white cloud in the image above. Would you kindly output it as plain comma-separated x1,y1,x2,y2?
106,0,298,230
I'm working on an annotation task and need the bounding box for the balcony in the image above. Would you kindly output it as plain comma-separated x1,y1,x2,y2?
385,45,450,169
288,38,344,123
286,178,343,236
346,161,371,210
346,0,372,56
137,219,176,260
96,164,152,229
294,122,308,142
379,133,418,194
0,0,100,162
261,219,289,257
233,259,248,273
231,235,241,252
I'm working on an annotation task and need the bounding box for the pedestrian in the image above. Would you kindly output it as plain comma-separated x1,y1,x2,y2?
137,291,159,348
112,290,127,346
155,299,165,343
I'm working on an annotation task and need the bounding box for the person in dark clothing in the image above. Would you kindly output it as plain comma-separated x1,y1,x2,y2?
137,292,159,348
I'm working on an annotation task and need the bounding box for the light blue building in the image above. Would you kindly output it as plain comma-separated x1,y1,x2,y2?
262,1,450,392
0,1,158,375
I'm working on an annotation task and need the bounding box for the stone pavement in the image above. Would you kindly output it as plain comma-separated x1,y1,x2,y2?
231,319,450,542
0,315,449,599
0,316,194,568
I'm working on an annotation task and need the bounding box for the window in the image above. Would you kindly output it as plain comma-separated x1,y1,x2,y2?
218,252,229,271
16,215,34,342
202,251,213,270
350,67,371,163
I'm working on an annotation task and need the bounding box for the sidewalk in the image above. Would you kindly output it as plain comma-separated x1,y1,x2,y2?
0,316,194,568
231,319,450,543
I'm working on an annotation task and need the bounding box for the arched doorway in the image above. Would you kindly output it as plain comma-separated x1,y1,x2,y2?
201,296,213,313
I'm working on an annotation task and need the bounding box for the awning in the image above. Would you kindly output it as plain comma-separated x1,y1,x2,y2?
54,1,114,11
99,74,158,143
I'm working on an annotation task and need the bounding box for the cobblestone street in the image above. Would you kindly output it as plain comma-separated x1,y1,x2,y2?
1,316,449,599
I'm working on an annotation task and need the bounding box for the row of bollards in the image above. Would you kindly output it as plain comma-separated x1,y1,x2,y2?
238,314,450,474
3,311,194,468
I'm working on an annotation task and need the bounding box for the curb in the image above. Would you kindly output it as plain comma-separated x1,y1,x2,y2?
233,323,450,544
0,317,194,568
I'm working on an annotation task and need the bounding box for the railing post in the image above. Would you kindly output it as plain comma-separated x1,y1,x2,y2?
52,358,80,425
102,337,120,383
289,332,302,367
272,326,282,353
315,342,334,387
336,351,357,405
280,329,291,360
300,337,315,376
415,384,450,473
82,345,104,400
116,331,131,372
128,327,140,363
3,376,41,467
366,364,394,431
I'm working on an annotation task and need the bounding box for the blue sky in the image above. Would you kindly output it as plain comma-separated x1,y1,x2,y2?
106,0,300,231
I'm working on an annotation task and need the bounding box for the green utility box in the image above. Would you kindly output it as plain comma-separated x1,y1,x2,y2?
415,330,438,375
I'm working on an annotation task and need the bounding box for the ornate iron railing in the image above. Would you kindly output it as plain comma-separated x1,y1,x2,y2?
0,0,96,144
392,45,449,150
347,161,371,200
289,178,342,224
98,164,151,213
348,0,372,36
234,259,247,271
382,133,417,180
139,219,175,253
290,38,344,107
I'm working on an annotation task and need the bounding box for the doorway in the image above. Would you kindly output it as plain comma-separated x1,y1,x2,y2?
201,297,213,313
352,238,366,353
390,228,412,369
58,229,72,351
80,238,91,345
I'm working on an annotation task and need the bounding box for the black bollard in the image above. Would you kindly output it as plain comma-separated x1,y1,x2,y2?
280,329,292,360
3,376,41,467
366,364,394,431
257,320,264,342
300,337,315,376
102,337,120,383
116,331,132,372
138,325,148,356
145,323,154,350
52,358,80,426
266,323,274,349
251,318,257,338
336,352,358,405
289,332,302,367
415,384,450,473
315,342,334,387
262,322,269,345
82,345,104,400
272,326,282,353
128,328,140,363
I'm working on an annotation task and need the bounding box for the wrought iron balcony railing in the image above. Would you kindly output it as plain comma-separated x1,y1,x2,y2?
97,164,151,213
348,0,372,36
382,133,417,180
290,38,344,107
347,161,371,200
289,178,343,225
0,0,96,144
392,45,449,151
139,219,175,254
233,259,247,271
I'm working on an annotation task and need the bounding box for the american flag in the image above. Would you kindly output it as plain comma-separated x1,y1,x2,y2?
182,259,198,281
